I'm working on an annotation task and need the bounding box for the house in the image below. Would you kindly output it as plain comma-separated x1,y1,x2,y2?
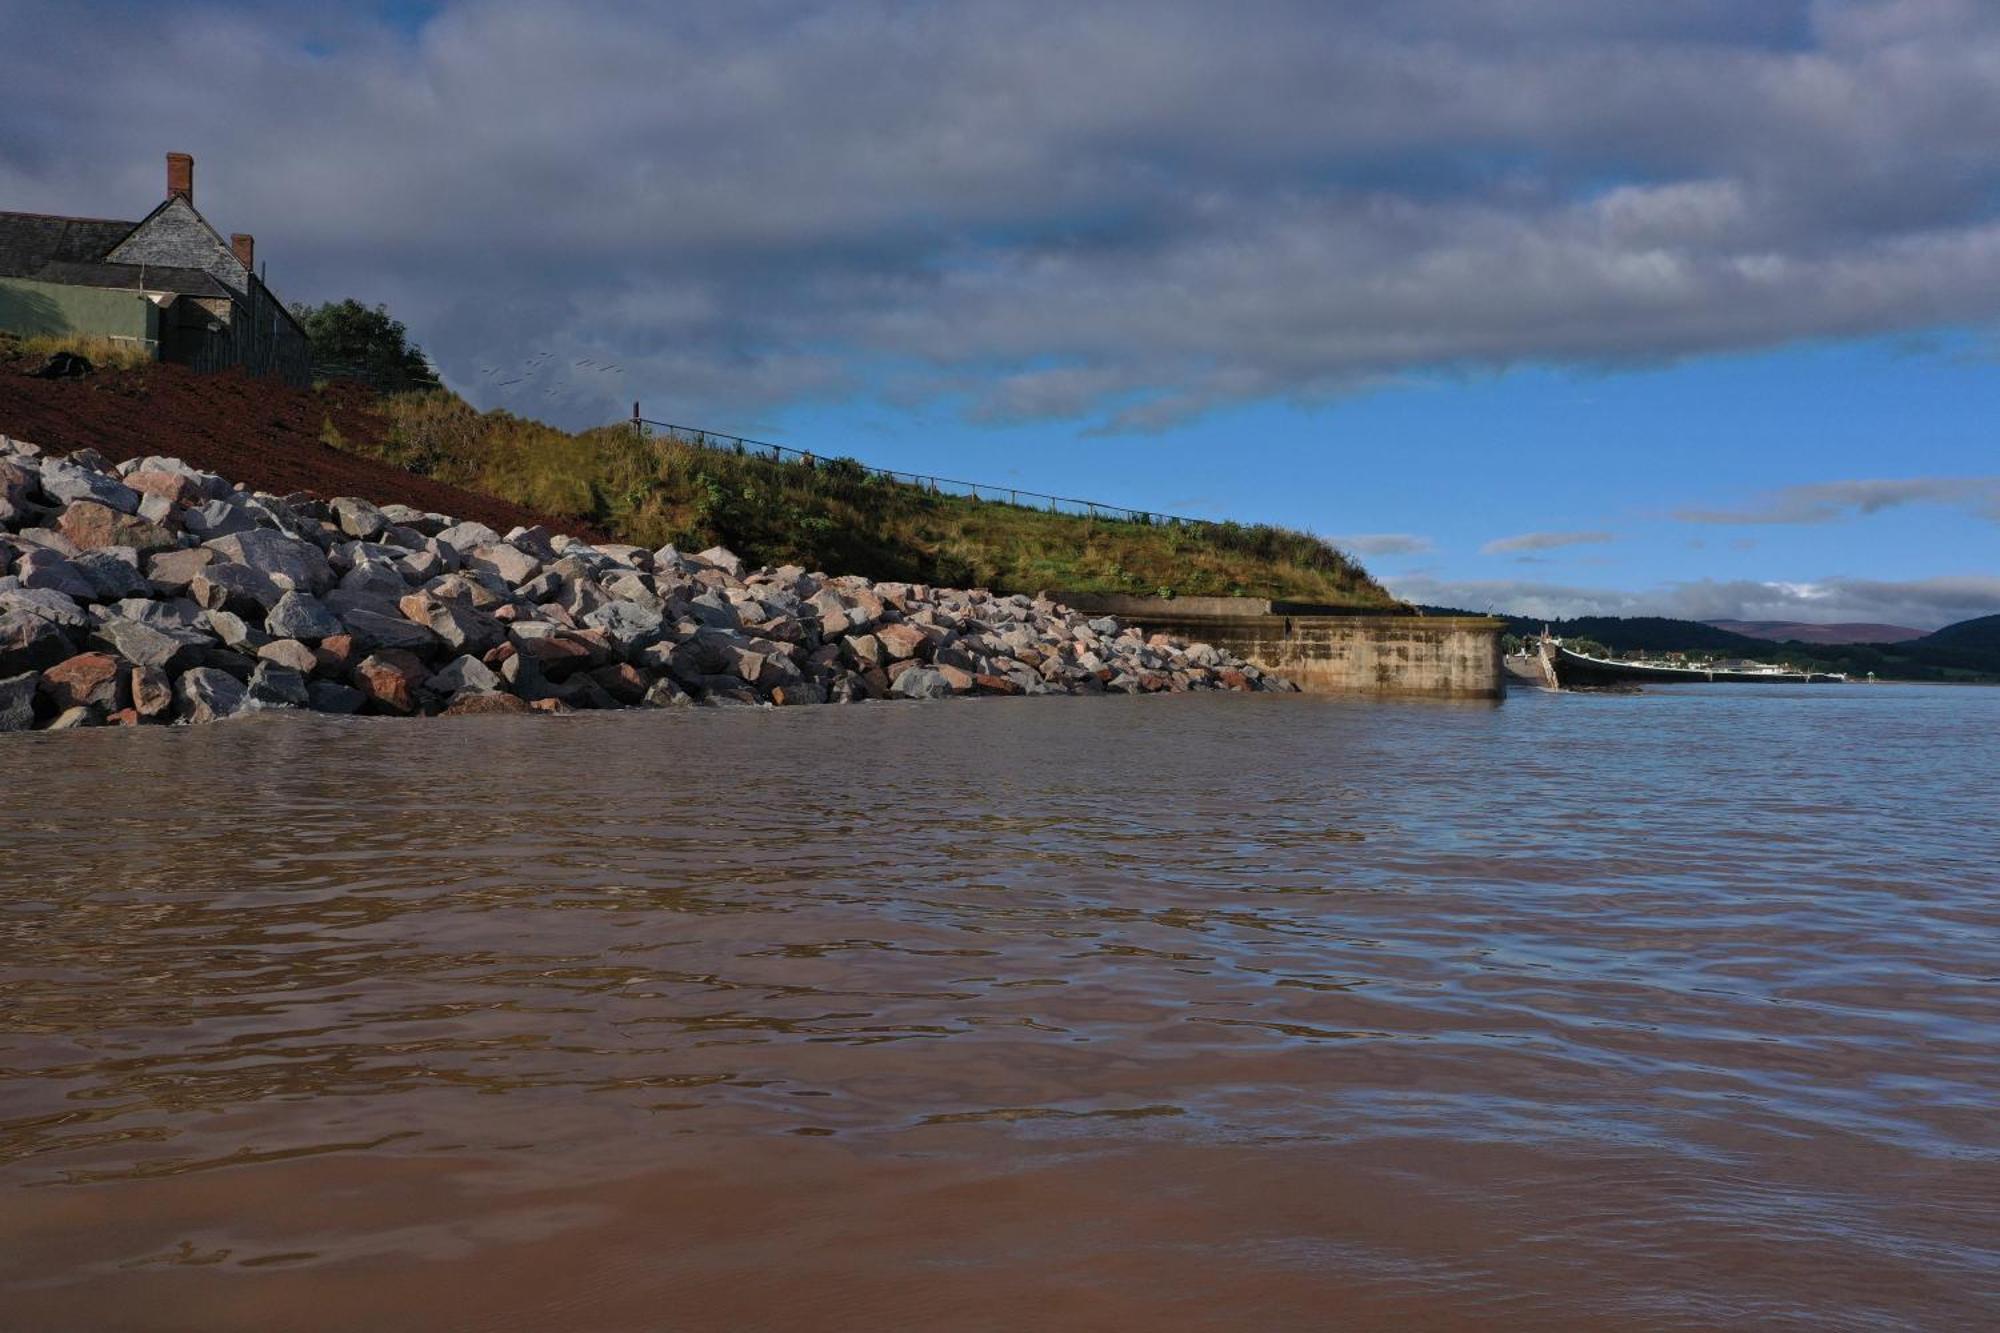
0,152,309,385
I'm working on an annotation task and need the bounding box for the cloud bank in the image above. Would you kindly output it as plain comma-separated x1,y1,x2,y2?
1480,530,1614,555
1332,533,1434,557
1677,477,2000,524
1389,573,2000,630
9,1,2000,428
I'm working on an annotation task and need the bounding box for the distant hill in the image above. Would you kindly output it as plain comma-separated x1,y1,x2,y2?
1903,614,2000,673
1706,619,1925,645
1421,606,2000,683
1420,609,1765,654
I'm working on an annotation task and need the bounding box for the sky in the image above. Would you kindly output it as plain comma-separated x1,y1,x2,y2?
4,0,1998,628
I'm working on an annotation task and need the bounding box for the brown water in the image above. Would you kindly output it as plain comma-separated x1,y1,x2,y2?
2,686,1995,1331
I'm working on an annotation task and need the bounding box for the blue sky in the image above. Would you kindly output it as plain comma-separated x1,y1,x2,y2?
3,0,1997,626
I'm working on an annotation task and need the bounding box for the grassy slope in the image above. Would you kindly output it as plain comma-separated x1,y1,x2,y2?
328,389,1397,606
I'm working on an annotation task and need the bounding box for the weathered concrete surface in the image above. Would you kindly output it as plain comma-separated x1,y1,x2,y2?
1061,595,1505,699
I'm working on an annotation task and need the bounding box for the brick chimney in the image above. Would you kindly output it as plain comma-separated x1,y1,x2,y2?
166,151,193,204
231,233,255,271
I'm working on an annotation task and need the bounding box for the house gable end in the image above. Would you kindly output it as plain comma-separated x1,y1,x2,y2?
106,197,249,298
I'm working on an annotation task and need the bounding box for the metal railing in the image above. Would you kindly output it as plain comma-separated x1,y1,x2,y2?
629,405,1212,527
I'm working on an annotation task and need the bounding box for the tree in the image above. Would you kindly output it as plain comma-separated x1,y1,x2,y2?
289,299,440,394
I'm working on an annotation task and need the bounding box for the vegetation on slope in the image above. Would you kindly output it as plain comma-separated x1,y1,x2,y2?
290,301,442,394
323,388,1395,605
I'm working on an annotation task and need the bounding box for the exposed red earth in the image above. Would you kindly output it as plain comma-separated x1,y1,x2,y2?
0,350,608,542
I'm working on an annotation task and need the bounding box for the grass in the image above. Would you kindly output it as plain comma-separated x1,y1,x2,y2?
3,332,156,371
326,388,1397,606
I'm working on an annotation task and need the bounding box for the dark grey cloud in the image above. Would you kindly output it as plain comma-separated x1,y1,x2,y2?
1388,572,2000,630
1332,532,1435,557
1480,529,1614,555
1676,476,2000,524
8,1,2000,429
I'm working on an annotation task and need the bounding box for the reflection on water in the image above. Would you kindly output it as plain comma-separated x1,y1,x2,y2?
1,687,1996,1330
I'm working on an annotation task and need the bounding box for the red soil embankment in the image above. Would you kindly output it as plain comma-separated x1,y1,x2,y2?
0,353,607,541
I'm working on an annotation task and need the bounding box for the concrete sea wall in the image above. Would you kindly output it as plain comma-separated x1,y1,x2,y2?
1061,595,1506,699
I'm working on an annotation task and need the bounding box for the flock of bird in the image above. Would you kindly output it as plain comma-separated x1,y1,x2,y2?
476,349,626,400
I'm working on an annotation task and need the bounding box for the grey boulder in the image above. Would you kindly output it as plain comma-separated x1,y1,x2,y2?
175,667,247,723
0,671,40,730
265,590,342,641
92,617,211,674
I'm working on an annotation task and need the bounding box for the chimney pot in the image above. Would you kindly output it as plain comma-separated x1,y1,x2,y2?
166,152,193,204
231,233,255,271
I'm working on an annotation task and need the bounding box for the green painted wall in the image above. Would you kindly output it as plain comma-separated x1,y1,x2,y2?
0,277,159,347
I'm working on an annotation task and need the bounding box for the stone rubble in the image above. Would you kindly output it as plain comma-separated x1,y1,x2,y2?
0,436,1294,731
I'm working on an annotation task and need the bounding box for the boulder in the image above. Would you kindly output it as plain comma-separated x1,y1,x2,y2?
306,680,366,714
315,634,361,677
513,632,595,680
130,665,173,719
339,608,442,656
38,460,139,513
891,666,953,700
203,529,335,595
46,705,99,730
400,595,504,656
265,590,342,641
39,652,125,712
15,550,97,600
202,609,267,652
125,469,204,508
180,498,258,540
330,496,389,540
426,654,501,696
190,562,284,616
641,676,691,708
246,661,310,709
444,690,532,716
840,633,886,668
466,542,542,588
176,666,247,723
693,546,745,576
505,525,561,561
581,600,665,653
146,546,216,593
435,520,501,553
0,587,90,631
588,661,650,704
770,681,827,706
71,550,151,601
91,618,210,675
0,671,42,730
0,610,74,675
59,501,178,554
256,638,320,674
0,459,38,523
352,650,429,714
875,623,929,662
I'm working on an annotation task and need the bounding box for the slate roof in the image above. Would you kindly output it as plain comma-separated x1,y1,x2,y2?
0,211,138,279
0,210,237,301
35,258,233,299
